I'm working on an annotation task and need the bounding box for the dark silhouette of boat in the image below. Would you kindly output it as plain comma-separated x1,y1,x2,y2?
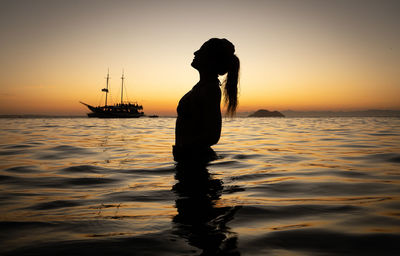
80,70,144,118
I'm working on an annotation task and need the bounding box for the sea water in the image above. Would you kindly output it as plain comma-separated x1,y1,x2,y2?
0,117,399,255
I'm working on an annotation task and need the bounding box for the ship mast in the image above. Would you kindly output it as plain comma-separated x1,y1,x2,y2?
102,69,110,106
121,70,124,105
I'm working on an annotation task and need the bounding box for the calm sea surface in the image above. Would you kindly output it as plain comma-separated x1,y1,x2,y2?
1,117,400,255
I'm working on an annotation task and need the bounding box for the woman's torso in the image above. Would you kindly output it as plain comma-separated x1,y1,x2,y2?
175,81,222,148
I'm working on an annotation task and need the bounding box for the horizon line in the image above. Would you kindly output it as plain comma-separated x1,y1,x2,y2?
1,109,400,118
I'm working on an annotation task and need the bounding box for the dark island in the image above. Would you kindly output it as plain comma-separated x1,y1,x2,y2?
249,109,285,117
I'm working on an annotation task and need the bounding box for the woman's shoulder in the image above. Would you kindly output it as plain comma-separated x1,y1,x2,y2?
184,81,221,105
197,80,220,93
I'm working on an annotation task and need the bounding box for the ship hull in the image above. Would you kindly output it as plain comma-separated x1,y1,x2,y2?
87,112,143,118
80,102,144,118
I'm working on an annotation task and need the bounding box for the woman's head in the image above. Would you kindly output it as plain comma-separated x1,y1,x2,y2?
192,38,240,116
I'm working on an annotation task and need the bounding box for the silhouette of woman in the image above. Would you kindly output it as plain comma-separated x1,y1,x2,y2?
173,38,240,162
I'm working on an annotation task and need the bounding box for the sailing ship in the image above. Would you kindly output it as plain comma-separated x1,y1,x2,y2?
80,71,144,118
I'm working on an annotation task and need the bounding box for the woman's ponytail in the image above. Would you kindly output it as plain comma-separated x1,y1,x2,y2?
223,55,240,116
202,38,240,116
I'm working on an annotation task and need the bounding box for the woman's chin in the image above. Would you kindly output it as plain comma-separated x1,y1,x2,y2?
191,62,199,70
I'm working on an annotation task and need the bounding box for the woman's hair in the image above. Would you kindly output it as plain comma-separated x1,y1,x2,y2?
224,54,240,116
203,38,240,116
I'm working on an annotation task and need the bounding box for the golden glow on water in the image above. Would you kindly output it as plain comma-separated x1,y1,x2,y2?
1,117,400,254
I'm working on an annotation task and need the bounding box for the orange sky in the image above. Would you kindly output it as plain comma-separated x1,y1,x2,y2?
1,0,399,116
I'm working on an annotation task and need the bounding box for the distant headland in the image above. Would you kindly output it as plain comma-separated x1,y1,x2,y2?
248,109,285,117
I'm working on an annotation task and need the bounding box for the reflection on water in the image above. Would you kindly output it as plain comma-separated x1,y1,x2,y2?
173,162,241,255
0,117,400,255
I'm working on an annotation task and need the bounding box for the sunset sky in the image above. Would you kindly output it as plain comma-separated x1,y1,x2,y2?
1,0,399,116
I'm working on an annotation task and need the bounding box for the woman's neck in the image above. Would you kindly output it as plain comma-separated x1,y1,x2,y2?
198,71,218,84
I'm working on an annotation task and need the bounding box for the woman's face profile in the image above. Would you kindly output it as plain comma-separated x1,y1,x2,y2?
191,42,212,71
